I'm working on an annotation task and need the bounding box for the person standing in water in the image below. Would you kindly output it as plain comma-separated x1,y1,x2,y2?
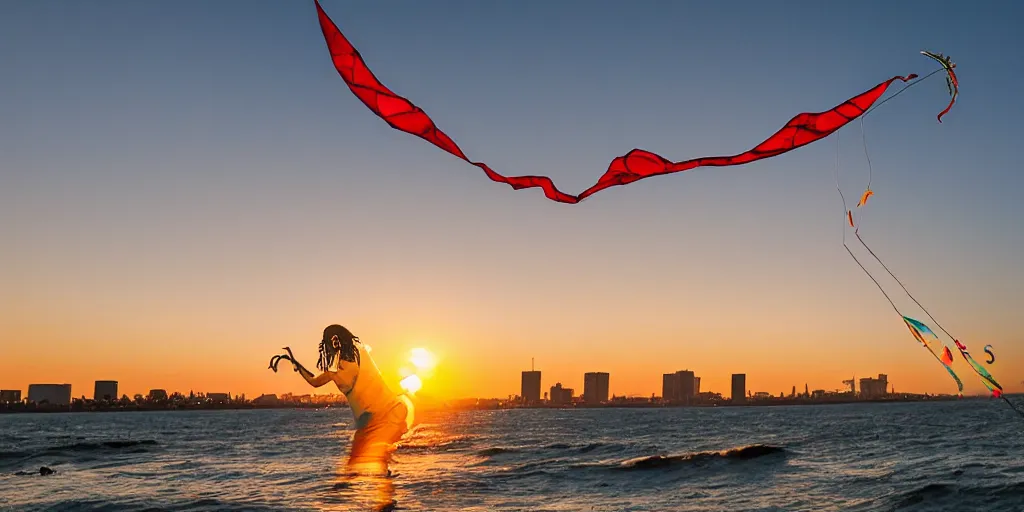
270,324,413,477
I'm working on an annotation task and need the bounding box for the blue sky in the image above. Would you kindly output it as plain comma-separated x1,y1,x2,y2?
2,1,1022,397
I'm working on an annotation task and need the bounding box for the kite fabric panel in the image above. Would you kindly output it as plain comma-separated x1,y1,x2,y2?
314,0,917,204
857,189,874,208
903,317,964,395
954,340,1003,397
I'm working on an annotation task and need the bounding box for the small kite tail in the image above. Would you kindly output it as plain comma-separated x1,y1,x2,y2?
936,99,954,123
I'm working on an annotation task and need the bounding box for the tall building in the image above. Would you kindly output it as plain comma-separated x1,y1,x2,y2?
662,370,698,402
521,371,541,404
583,372,610,404
0,390,21,403
27,384,72,406
677,370,695,402
662,373,679,401
94,381,118,401
694,376,701,394
549,382,574,405
859,374,888,399
731,374,746,402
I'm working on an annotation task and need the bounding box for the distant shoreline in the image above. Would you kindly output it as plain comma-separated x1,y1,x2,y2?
471,394,975,411
0,403,336,415
1,393,990,415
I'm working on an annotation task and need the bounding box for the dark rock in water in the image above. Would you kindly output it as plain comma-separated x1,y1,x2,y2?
14,466,55,477
953,469,964,476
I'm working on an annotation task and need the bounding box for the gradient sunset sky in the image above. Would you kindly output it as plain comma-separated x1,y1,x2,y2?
3,1,1022,401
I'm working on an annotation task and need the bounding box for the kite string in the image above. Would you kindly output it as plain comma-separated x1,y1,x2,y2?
834,129,900,316
836,121,959,390
852,207,1024,413
844,63,1023,414
852,68,944,247
853,231,955,340
863,67,945,118
853,64,955,338
1003,397,1024,419
851,72,1024,415
835,132,847,246
861,116,873,199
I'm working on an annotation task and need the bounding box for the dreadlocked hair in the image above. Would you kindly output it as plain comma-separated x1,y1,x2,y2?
317,325,361,372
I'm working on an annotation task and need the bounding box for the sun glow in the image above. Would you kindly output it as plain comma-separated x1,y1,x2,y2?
397,347,438,396
410,348,436,370
399,374,423,394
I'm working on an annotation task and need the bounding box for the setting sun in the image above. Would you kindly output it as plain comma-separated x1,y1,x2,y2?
410,348,436,371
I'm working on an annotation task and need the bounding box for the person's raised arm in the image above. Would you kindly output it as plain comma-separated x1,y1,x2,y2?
284,347,332,388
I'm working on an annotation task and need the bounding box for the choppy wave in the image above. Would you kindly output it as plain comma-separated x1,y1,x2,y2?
894,481,1024,510
617,444,787,470
1,439,159,468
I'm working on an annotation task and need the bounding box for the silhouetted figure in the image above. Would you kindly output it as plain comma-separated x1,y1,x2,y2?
270,324,411,511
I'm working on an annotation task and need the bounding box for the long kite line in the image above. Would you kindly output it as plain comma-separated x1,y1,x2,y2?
834,126,965,398
314,0,916,204
837,68,1024,418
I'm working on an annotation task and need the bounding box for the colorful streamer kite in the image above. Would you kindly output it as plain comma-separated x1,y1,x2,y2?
903,316,963,395
953,340,1003,398
836,117,1023,418
314,0,916,204
920,50,959,123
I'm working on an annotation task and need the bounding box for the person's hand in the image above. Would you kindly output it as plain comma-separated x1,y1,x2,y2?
283,347,299,372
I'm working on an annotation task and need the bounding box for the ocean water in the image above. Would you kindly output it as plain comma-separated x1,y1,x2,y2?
2,400,1023,511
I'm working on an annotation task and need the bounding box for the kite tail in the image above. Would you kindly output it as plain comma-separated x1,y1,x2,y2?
315,0,918,204
935,99,955,124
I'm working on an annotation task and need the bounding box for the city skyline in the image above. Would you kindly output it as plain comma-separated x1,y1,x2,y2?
1,360,986,407
3,2,1022,401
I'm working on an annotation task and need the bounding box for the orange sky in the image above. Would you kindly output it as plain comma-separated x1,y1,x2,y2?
3,265,1020,400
